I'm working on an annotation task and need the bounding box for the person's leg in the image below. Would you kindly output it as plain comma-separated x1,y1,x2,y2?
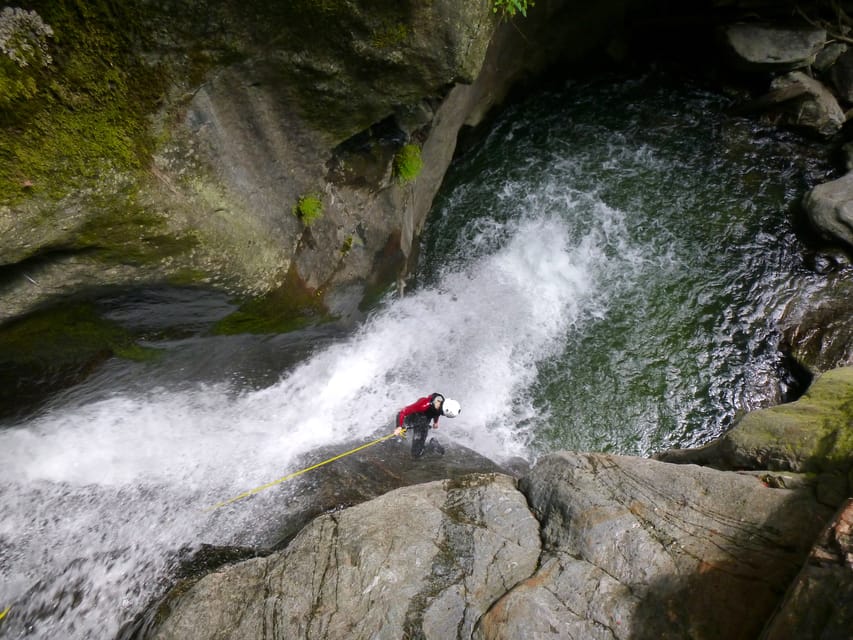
427,437,444,455
411,425,428,458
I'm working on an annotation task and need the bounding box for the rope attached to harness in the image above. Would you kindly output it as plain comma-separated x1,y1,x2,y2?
206,431,400,511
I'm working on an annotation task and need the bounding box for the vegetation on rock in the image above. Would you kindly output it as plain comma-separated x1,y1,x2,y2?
0,7,54,106
393,143,423,184
734,366,853,471
493,0,534,19
292,193,324,226
212,266,329,335
0,302,158,418
0,1,166,204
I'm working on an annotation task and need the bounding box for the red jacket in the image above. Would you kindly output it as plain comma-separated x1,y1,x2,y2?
397,394,443,429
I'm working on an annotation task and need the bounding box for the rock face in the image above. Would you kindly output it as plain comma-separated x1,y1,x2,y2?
147,474,542,640
498,453,830,640
0,0,503,323
144,452,839,639
803,172,853,252
657,366,853,506
762,498,853,640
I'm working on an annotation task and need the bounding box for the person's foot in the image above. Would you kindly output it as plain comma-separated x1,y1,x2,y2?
428,438,445,456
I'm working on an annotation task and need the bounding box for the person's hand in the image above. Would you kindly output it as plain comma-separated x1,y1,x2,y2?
432,423,439,429
394,426,403,436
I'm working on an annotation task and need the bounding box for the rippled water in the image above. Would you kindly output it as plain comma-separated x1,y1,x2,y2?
419,71,834,456
0,72,835,638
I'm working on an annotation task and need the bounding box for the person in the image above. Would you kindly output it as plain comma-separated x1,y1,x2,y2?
394,392,461,458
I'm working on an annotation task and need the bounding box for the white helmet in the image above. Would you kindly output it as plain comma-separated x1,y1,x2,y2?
442,398,461,418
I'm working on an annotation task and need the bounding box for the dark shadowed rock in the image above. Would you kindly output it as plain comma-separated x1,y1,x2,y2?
781,272,853,376
803,172,853,252
765,72,846,137
761,498,853,640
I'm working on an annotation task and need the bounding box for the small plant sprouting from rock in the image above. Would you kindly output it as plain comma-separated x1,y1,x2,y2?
341,236,353,254
393,144,423,184
292,194,323,226
493,0,534,19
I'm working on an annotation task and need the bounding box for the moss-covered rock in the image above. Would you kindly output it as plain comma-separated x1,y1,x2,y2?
0,0,502,328
0,302,158,419
658,366,853,505
728,366,853,470
0,0,165,204
212,265,330,335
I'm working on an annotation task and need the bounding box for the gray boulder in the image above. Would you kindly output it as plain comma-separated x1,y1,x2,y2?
505,452,832,640
148,474,541,640
768,71,846,137
803,171,853,251
762,498,853,640
720,23,826,71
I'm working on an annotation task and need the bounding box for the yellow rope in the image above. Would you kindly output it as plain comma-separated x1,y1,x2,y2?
0,606,9,622
206,432,400,511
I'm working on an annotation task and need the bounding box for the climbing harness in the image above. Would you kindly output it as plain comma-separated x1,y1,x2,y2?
207,431,402,511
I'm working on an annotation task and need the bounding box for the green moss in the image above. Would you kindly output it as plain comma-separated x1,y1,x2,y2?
0,0,166,203
212,266,330,335
0,303,158,367
393,144,423,184
67,185,198,265
0,302,159,418
370,22,409,49
733,367,853,470
292,193,324,226
0,57,40,107
341,236,354,254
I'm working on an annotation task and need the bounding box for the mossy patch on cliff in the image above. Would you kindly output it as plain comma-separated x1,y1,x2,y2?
0,303,158,365
393,143,423,184
0,0,167,204
0,302,158,419
731,366,853,471
212,265,330,335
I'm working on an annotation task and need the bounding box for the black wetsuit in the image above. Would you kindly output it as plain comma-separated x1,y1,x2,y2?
397,393,445,458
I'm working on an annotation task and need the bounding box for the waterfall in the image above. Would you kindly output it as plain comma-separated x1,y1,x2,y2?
0,71,831,638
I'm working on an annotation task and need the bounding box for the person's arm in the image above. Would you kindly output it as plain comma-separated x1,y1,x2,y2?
395,397,431,434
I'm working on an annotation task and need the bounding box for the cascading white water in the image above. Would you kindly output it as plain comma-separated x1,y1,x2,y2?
0,72,833,638
0,212,613,638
